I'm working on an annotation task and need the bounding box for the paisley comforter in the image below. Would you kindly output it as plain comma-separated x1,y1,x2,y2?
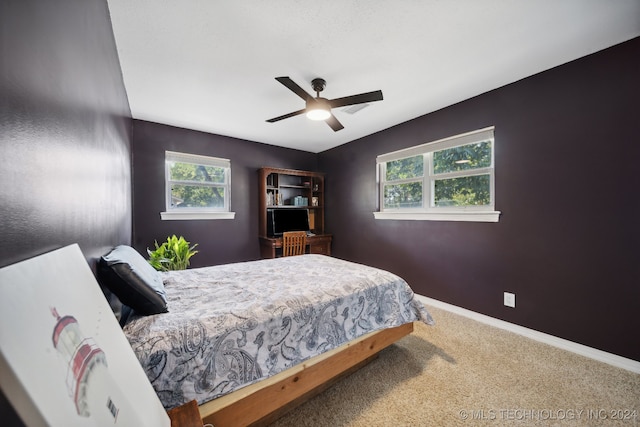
123,254,434,409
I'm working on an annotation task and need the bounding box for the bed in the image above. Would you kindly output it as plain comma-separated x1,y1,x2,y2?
99,248,433,426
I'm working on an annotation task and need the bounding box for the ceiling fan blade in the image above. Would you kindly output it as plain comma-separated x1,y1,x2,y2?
328,90,383,109
325,114,344,132
275,77,313,101
266,108,306,123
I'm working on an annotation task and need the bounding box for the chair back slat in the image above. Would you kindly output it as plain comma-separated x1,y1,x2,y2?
282,231,306,256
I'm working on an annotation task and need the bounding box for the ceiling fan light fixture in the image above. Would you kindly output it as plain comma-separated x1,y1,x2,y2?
306,98,331,121
306,107,331,121
266,76,383,131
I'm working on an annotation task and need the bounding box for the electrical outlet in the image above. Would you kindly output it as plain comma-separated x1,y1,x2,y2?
504,292,516,308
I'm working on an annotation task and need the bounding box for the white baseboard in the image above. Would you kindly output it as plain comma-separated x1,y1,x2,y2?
416,294,640,374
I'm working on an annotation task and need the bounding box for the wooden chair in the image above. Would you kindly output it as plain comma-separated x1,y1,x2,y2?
282,231,307,256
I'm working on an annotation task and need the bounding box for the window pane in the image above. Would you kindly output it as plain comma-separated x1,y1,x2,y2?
385,155,423,181
433,175,490,207
171,185,225,208
433,140,492,174
384,182,422,209
169,162,226,184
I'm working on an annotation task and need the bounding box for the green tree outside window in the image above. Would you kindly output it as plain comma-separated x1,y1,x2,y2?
169,162,226,208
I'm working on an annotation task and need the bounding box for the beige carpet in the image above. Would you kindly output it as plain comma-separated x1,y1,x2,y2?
269,305,640,426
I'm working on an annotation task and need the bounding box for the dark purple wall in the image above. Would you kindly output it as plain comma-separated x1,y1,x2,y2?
131,120,317,267
0,0,132,424
318,37,640,361
1,0,132,268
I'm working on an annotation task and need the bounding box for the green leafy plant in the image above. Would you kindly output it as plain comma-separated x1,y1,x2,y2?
147,235,198,271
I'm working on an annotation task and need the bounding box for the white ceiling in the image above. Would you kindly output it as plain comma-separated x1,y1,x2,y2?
107,1,640,153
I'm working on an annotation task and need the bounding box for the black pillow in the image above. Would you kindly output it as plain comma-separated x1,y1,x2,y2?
99,245,168,315
98,284,133,327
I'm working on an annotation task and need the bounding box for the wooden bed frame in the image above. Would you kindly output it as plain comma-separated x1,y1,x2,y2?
198,322,414,427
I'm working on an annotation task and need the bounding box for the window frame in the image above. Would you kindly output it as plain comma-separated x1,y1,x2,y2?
374,127,500,222
160,151,235,221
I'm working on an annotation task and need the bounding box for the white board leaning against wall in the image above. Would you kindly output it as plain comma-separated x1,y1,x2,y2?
0,244,170,427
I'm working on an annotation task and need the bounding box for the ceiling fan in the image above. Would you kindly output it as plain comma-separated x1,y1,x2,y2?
266,77,383,132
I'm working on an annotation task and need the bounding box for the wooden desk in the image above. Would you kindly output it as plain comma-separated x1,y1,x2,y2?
259,234,332,259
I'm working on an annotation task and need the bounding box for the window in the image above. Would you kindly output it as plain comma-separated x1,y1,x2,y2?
160,151,235,220
374,127,500,222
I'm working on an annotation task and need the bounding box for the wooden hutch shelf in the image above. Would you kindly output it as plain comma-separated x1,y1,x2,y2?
258,167,331,258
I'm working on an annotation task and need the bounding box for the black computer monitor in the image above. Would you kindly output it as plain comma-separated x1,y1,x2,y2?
267,208,310,237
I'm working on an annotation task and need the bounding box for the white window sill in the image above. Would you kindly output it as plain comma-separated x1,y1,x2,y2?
160,211,236,220
373,210,501,222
